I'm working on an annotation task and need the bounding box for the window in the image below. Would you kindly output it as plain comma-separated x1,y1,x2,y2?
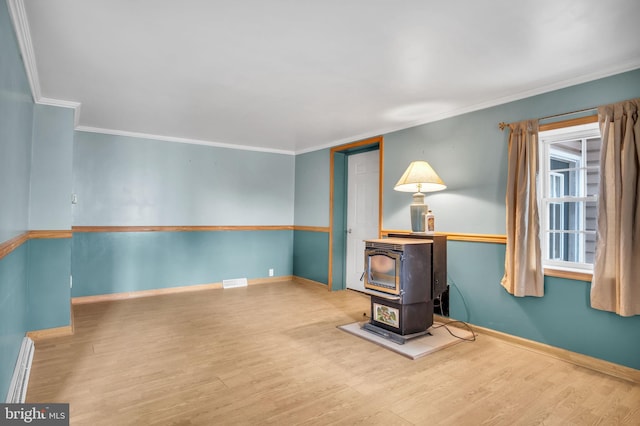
538,119,601,273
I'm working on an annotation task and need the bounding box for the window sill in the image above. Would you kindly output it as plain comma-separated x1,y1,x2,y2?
544,268,592,282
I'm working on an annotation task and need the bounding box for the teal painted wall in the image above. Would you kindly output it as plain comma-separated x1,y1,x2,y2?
293,68,640,369
294,148,330,227
71,131,296,297
29,105,74,230
27,239,71,330
293,230,329,285
0,1,34,401
0,247,29,402
384,69,640,233
2,0,639,399
0,2,33,243
26,105,74,334
447,241,640,369
382,69,640,369
71,230,293,297
73,131,295,226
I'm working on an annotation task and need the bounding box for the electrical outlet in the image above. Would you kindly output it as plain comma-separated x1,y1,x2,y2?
269,268,274,277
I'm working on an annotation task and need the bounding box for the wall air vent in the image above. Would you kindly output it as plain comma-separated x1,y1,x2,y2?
222,278,248,289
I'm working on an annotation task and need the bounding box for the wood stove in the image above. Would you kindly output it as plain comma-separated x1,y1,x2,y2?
362,235,447,343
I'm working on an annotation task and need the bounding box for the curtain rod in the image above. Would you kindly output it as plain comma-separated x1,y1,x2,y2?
498,106,598,131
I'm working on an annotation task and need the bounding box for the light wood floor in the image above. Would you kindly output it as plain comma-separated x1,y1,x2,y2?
27,280,640,425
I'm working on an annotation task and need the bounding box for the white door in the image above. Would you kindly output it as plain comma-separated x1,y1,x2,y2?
346,150,380,292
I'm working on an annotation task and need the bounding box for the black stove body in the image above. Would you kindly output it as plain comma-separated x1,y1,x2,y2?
363,236,447,336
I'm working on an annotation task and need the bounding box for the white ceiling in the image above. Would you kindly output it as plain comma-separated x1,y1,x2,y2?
10,0,640,154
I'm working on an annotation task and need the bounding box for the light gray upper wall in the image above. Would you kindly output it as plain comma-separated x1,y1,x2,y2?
29,105,74,230
384,68,640,234
0,2,34,243
384,108,509,234
291,68,640,234
73,131,295,226
294,148,330,227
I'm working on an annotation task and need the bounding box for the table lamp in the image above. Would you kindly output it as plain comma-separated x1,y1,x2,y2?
394,161,446,233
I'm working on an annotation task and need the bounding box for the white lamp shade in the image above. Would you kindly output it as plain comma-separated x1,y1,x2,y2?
394,161,446,193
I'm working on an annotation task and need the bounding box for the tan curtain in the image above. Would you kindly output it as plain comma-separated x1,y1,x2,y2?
501,120,544,297
591,98,640,316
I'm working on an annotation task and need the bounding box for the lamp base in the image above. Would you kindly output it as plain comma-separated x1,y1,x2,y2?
409,193,428,233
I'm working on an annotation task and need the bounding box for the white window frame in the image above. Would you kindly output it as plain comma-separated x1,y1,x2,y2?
538,121,600,273
548,171,565,261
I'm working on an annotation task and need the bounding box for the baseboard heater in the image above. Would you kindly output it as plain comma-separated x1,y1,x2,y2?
222,278,248,289
5,337,35,403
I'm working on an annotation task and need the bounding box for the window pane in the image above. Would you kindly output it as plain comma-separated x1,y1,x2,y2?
544,201,597,263
547,201,583,231
549,173,564,198
547,232,563,260
585,231,597,264
586,169,599,197
586,137,601,197
539,121,600,270
551,139,581,157
547,168,579,197
585,201,597,232
565,232,581,263
546,231,590,263
548,203,564,230
586,138,602,168
550,159,569,171
585,201,598,264
566,201,581,231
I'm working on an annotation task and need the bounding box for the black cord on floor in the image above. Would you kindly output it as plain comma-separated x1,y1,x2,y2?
432,320,476,342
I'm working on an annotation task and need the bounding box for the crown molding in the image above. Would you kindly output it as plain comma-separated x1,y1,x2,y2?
9,0,640,156
7,0,82,127
7,0,40,100
296,61,640,155
38,97,82,127
7,0,290,155
75,126,295,155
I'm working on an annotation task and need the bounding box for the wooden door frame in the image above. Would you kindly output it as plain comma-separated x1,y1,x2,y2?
328,136,384,290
